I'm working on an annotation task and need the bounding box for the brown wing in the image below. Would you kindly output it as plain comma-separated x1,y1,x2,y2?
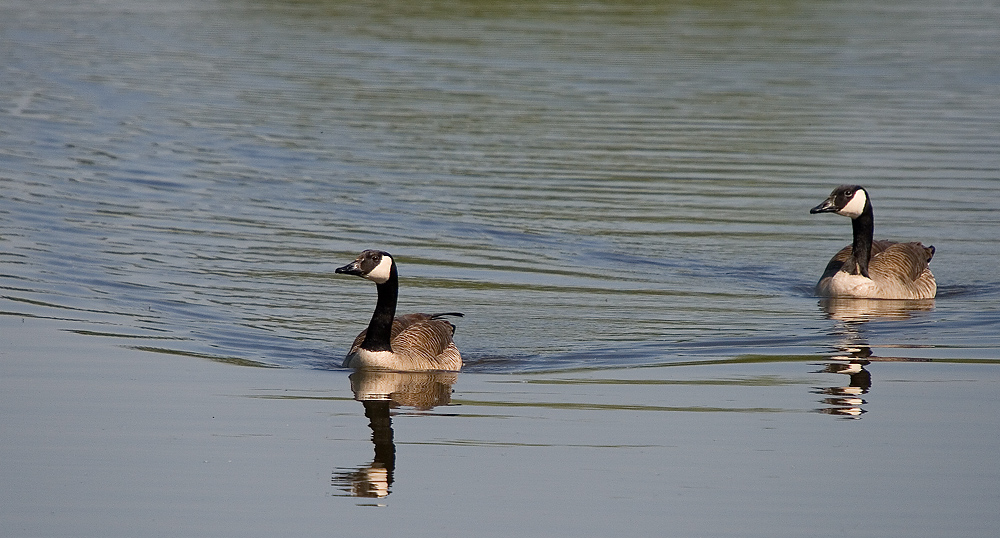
349,313,460,369
868,242,936,298
349,313,426,353
393,317,457,360
818,240,936,299
819,240,906,280
869,242,934,283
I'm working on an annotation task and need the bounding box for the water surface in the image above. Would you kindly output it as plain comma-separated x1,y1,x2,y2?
2,0,999,536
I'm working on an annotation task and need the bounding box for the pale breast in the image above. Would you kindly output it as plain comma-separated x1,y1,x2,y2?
818,272,880,298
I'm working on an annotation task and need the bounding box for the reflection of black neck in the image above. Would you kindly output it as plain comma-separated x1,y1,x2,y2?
850,201,874,278
850,368,872,392
361,267,398,352
364,401,395,485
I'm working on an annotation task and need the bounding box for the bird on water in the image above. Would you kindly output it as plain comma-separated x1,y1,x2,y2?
810,185,936,300
335,249,463,371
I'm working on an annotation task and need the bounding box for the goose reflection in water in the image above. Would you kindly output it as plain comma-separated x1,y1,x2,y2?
819,297,935,322
814,298,934,418
332,370,457,498
813,346,873,418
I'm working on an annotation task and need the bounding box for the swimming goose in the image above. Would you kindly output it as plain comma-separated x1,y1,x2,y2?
335,250,462,371
810,185,936,299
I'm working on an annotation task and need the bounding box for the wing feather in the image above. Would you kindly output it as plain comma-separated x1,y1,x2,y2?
348,313,461,370
817,240,936,299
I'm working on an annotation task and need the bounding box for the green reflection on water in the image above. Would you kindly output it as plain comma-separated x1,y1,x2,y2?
130,346,280,368
451,397,789,414
402,439,662,449
502,375,803,387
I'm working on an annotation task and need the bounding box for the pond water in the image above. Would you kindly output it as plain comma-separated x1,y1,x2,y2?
2,0,999,536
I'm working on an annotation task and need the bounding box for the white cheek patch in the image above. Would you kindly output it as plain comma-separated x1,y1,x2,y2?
364,255,394,284
838,189,868,218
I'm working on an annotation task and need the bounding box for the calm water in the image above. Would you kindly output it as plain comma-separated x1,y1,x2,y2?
2,0,1000,535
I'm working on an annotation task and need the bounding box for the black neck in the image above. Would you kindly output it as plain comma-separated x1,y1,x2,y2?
850,200,874,278
360,267,398,351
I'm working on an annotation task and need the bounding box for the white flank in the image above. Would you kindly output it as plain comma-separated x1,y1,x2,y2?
826,272,879,298
837,188,868,218
364,255,394,284
343,349,397,369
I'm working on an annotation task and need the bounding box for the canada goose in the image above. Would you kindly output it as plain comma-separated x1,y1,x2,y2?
335,250,462,371
810,185,936,299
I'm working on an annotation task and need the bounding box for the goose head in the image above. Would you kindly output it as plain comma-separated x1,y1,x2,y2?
335,250,396,284
810,185,869,219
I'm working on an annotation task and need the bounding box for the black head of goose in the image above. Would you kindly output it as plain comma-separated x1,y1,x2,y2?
335,250,462,371
810,185,936,299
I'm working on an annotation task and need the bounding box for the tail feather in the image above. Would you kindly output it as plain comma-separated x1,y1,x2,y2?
430,312,464,319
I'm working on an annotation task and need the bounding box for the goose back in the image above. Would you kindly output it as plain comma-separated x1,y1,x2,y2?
817,240,936,299
345,313,461,371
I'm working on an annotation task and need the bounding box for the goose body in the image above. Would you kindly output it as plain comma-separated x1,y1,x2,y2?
810,185,936,300
336,250,462,371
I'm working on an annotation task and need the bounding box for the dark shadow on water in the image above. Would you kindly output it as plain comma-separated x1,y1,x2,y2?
460,332,829,374
935,282,1000,299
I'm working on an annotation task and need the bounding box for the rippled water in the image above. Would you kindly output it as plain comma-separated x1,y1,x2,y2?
4,0,1000,535
3,0,999,373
